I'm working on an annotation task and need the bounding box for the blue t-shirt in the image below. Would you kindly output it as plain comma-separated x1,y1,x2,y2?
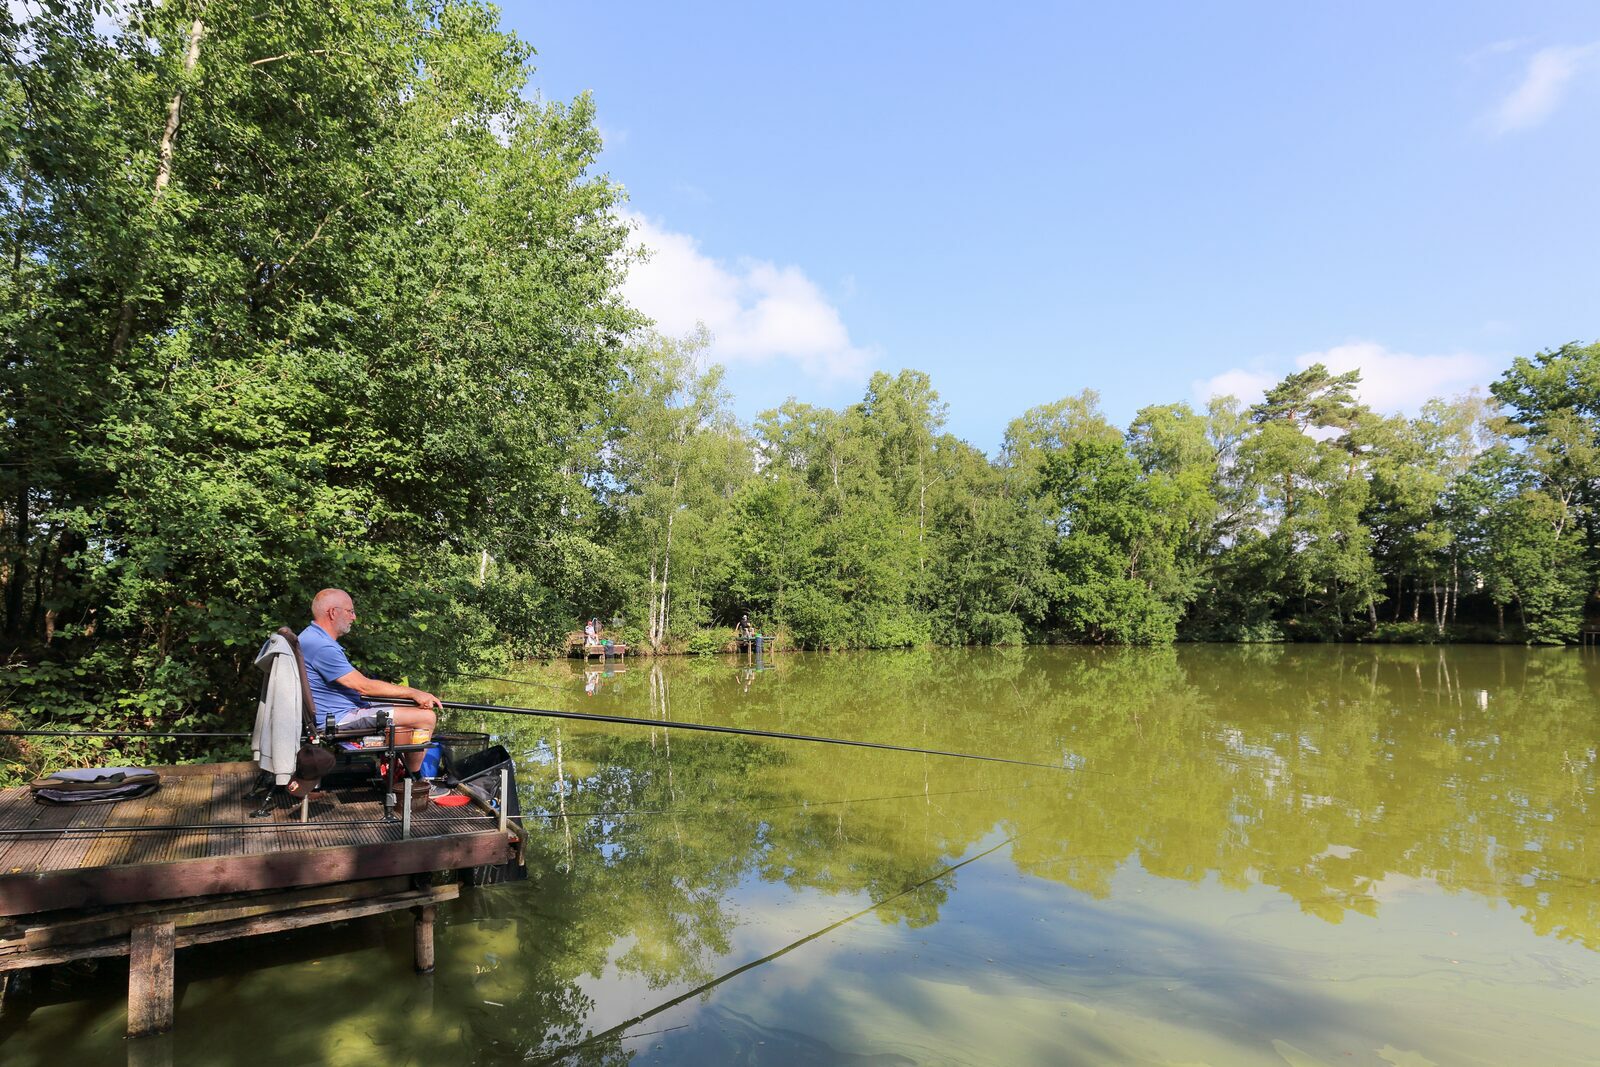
298,624,368,729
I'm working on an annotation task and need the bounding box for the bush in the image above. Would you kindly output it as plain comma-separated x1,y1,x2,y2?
685,629,729,656
1366,622,1445,644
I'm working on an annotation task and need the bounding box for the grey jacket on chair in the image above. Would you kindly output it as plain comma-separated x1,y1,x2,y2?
252,633,303,784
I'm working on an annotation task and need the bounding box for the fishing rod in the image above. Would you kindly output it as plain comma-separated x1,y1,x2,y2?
436,698,1076,772
0,729,249,739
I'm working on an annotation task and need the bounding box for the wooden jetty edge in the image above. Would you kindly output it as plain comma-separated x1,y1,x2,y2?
0,761,520,1036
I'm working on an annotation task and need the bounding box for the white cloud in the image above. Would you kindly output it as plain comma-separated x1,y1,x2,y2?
1193,342,1495,415
1192,368,1279,408
1488,42,1600,134
621,210,875,382
1464,38,1534,67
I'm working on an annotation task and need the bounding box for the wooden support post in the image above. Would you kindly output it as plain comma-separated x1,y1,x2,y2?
413,904,435,974
1,967,33,1007
127,921,176,1037
402,778,413,840
498,768,509,833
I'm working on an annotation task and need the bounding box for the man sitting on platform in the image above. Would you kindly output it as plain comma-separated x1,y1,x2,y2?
300,587,443,786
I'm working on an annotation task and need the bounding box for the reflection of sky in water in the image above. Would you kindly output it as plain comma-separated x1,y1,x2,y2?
544,827,1600,1065
2,646,1598,1066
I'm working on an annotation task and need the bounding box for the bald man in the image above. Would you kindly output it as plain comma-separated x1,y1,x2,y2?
299,588,441,780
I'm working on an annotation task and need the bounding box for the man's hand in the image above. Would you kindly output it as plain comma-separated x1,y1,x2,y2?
410,688,442,710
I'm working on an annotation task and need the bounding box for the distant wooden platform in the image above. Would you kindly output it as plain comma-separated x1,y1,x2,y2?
0,761,518,1035
0,761,515,917
584,642,626,661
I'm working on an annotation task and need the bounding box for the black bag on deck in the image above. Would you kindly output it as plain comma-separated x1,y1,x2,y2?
453,744,527,885
30,767,161,805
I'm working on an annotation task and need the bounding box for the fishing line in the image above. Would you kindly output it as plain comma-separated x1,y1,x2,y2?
436,698,1080,773
441,669,581,693
0,729,249,739
529,835,1017,1066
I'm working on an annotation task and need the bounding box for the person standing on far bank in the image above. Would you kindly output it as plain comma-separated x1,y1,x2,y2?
299,588,441,779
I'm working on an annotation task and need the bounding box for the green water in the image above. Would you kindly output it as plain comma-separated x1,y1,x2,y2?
3,645,1598,1066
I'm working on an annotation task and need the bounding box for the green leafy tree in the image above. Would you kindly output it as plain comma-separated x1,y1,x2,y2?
604,330,747,649
0,1,635,747
1230,365,1378,638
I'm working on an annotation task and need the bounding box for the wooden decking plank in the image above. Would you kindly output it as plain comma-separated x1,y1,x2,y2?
0,828,513,915
81,773,176,869
0,883,461,971
34,800,117,873
142,774,214,864
0,760,520,917
17,876,418,951
0,793,100,874
0,787,43,830
205,770,240,858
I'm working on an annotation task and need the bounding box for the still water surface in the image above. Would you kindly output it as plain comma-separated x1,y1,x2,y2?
4,645,1599,1065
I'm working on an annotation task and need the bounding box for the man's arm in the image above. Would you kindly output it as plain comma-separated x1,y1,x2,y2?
334,670,441,710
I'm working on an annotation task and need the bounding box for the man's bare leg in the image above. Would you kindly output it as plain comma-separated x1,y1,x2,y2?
391,706,438,775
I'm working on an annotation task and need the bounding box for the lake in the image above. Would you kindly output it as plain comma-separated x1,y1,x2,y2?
3,645,1598,1065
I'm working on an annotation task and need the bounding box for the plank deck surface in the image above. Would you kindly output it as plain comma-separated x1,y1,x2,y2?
0,762,514,917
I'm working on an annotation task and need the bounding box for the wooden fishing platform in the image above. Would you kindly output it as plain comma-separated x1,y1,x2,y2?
0,760,519,1036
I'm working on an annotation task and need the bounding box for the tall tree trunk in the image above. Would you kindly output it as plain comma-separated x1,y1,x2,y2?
4,486,27,636
657,512,676,648
10,163,27,281
30,530,52,635
647,559,658,647
652,467,680,649
112,9,207,358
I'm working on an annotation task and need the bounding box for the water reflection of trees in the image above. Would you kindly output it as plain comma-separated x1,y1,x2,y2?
441,646,1597,1057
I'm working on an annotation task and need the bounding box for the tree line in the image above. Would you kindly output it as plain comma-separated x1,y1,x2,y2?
1,2,1596,763
593,336,1600,653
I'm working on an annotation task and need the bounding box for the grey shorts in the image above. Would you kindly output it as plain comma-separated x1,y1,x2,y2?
334,707,390,733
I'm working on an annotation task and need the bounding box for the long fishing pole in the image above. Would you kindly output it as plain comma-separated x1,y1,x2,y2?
0,729,249,739
436,698,1076,772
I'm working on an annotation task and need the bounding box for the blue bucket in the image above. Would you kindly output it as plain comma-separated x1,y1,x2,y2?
419,741,444,778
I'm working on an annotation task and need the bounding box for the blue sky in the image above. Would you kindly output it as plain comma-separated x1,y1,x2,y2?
505,2,1600,453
